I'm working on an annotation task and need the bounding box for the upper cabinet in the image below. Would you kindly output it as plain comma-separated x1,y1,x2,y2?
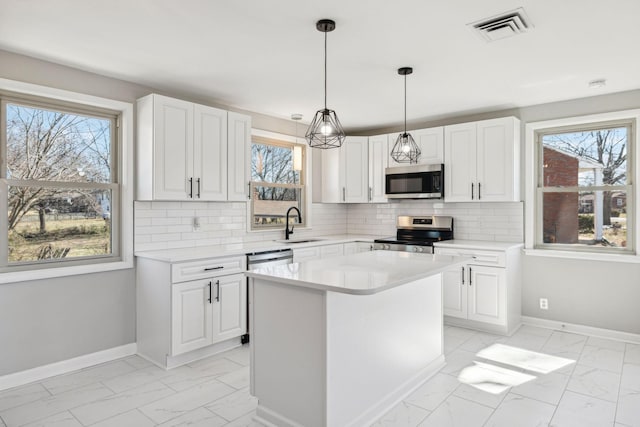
388,127,444,166
444,117,520,202
137,94,251,201
314,136,370,203
368,134,389,203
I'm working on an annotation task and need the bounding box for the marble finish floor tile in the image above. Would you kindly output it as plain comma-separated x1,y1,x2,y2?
70,380,175,425
550,390,616,427
20,411,82,427
417,395,493,427
0,384,51,412
102,365,173,393
89,409,155,427
541,331,588,357
452,383,507,408
138,379,235,424
155,406,228,427
371,402,430,427
616,387,640,427
621,363,640,391
578,345,624,373
511,371,570,405
566,364,621,402
403,373,460,411
206,388,258,422
215,366,250,390
224,411,263,427
0,383,113,426
484,393,556,427
624,343,640,365
121,355,155,370
586,336,627,352
41,360,136,395
459,333,507,353
439,350,478,376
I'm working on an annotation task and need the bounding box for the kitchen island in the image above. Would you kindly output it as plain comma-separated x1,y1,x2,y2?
245,251,468,427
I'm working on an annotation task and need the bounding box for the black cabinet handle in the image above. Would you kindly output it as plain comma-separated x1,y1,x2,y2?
197,178,201,198
469,267,472,285
478,182,481,200
247,182,251,199
471,183,474,200
204,266,224,271
216,280,220,302
207,281,212,304
461,266,465,285
188,177,193,198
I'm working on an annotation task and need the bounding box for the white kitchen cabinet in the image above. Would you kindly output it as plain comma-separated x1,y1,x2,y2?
137,93,251,201
293,246,322,263
314,136,369,203
320,243,344,258
444,117,520,202
171,279,213,355
388,126,444,166
368,134,388,203
435,242,522,335
137,254,247,368
227,111,251,201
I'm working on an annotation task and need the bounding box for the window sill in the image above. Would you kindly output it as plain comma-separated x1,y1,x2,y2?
523,248,640,263
0,259,134,285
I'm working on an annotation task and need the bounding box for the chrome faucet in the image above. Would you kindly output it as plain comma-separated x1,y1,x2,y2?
285,206,302,240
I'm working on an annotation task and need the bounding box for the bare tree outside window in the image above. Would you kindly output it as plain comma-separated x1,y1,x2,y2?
4,102,117,263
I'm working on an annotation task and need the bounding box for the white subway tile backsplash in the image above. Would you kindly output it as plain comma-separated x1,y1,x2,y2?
134,200,523,252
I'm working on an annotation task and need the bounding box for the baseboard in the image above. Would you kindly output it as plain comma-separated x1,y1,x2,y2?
0,343,137,391
522,316,640,344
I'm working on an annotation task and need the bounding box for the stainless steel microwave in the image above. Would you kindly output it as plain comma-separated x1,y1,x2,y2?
385,164,444,199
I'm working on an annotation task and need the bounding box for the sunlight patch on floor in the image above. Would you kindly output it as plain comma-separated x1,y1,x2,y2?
458,361,536,394
477,343,575,374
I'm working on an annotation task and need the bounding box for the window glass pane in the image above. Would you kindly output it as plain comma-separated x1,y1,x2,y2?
251,143,300,184
542,127,627,187
6,103,112,184
8,186,112,263
543,190,627,249
252,184,303,227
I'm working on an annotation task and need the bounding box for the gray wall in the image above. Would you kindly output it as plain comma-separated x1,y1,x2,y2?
0,49,295,376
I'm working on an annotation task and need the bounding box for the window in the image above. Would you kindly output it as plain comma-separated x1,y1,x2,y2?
250,135,305,230
531,117,635,255
1,94,122,271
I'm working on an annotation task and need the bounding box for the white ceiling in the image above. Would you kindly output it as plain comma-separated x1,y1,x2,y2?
1,0,640,132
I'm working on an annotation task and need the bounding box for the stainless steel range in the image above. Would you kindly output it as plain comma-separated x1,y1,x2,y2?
373,215,454,253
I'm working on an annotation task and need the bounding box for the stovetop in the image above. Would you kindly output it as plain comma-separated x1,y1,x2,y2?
373,237,439,247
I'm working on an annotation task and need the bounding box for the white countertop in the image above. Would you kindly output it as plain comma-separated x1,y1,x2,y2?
135,234,379,262
433,240,523,251
246,251,470,295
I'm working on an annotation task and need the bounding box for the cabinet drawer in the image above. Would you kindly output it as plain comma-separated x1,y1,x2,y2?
435,248,505,267
293,246,321,263
172,256,246,283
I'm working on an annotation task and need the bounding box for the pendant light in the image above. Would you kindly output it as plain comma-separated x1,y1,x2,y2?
305,19,346,149
390,67,421,163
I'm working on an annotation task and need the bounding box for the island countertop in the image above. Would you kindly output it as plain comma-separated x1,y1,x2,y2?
245,250,470,295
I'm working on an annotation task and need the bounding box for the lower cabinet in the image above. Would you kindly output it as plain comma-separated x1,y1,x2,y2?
137,255,247,368
294,241,373,262
435,242,521,335
171,273,246,356
344,241,374,254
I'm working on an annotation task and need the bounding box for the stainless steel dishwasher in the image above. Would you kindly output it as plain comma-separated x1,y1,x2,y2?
242,248,294,344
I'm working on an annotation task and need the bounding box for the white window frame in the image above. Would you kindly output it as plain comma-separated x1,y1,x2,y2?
248,129,312,232
525,109,640,263
0,78,134,284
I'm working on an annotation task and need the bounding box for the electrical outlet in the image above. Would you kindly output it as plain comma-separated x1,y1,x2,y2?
193,216,201,230
539,298,549,310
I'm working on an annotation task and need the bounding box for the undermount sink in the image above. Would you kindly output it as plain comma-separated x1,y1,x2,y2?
274,238,326,244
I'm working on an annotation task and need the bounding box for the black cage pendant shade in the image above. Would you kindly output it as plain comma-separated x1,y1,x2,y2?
390,67,421,163
305,19,346,149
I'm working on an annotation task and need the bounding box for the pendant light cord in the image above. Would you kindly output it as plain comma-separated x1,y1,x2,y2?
403,74,407,134
324,30,328,110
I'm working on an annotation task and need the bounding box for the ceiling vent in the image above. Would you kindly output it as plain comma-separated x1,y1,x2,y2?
468,7,533,42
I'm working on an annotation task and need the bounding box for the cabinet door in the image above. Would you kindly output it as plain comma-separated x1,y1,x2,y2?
194,104,227,201
368,134,388,203
442,266,467,318
212,273,247,343
293,246,321,262
321,148,342,203
476,117,519,202
172,280,213,355
342,137,369,203
444,122,477,202
413,127,444,164
153,95,194,200
467,266,506,325
228,112,251,201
